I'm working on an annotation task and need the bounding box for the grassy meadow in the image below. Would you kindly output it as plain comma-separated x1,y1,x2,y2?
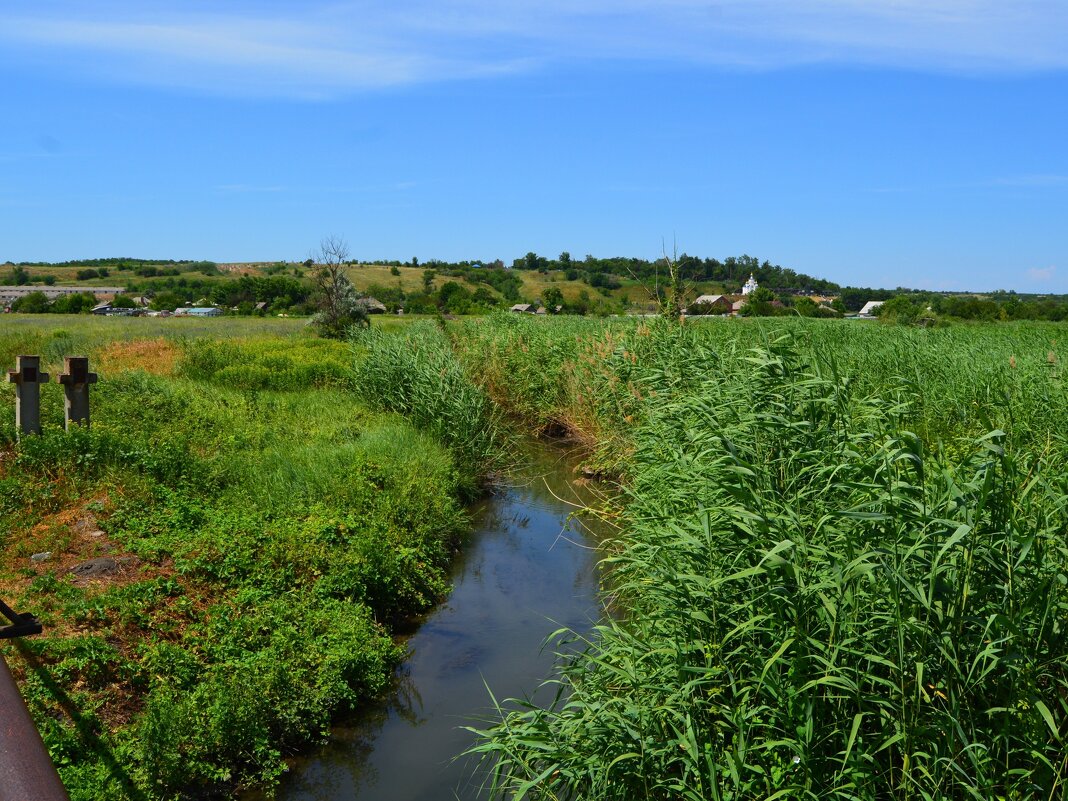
0,315,492,799
455,314,1068,800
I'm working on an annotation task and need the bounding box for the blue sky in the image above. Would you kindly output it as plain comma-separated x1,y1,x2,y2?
1,1,1066,291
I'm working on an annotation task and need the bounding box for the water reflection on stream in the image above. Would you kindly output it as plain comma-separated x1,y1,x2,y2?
254,440,606,801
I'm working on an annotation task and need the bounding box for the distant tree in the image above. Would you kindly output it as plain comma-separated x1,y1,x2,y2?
10,291,50,313
740,286,778,317
43,275,57,286
311,236,368,339
793,297,818,317
541,286,564,313
111,294,136,308
390,266,401,276
51,291,96,314
471,286,499,308
422,269,436,291
575,289,592,315
439,281,473,314
150,291,185,311
877,295,930,326
517,251,549,272
76,268,99,281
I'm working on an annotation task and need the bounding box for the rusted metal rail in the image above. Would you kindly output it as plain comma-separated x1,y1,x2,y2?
1,598,69,801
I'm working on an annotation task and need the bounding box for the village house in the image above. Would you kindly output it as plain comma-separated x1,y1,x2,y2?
174,306,223,317
858,301,885,318
0,285,127,305
90,302,137,316
688,294,732,314
358,297,387,314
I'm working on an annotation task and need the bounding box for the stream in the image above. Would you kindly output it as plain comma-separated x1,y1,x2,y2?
248,440,606,801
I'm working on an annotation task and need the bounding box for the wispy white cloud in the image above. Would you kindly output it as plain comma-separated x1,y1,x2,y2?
216,184,286,194
868,173,1068,194
990,174,1068,188
2,12,530,98
214,180,419,194
1027,265,1056,282
0,1,1065,97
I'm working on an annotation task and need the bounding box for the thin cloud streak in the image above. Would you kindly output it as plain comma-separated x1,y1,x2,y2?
2,12,533,98
0,2,1066,97
215,184,287,194
868,174,1068,194
990,174,1068,188
1027,265,1056,282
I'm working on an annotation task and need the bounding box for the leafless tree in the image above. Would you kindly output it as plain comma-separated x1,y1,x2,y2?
311,235,366,337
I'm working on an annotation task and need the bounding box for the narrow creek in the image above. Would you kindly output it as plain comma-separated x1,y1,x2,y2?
248,439,607,801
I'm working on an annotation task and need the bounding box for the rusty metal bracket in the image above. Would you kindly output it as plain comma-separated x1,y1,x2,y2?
0,598,42,640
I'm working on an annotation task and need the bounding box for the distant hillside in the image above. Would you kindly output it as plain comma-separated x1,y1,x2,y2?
7,254,1067,320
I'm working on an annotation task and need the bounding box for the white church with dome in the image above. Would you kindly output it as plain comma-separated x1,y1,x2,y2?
742,274,759,295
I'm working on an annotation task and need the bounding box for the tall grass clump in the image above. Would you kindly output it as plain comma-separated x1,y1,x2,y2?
448,312,607,433
469,333,1068,800
178,336,355,390
450,314,732,473
352,321,507,490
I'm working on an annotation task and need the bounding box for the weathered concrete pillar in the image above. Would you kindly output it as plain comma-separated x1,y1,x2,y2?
6,356,50,437
58,357,98,430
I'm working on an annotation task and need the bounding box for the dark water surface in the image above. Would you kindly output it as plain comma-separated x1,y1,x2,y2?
250,441,606,801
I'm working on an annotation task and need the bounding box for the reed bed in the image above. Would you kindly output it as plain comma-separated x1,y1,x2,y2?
464,319,1068,800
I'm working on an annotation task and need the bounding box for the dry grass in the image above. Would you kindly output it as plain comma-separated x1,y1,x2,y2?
94,337,180,376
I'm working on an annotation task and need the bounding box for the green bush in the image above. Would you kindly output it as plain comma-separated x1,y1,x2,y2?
131,598,397,794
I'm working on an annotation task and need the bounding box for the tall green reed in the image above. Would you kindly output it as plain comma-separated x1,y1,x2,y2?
351,321,508,493
468,332,1068,800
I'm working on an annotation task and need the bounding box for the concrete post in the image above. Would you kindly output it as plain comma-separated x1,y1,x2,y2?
6,356,50,437
58,357,98,430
